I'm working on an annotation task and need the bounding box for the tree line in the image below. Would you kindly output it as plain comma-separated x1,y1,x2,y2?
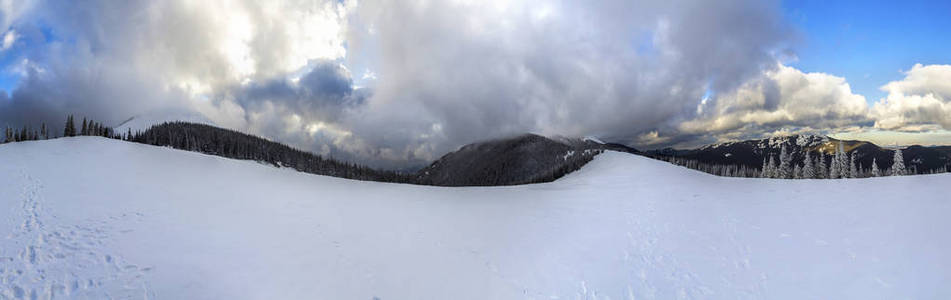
127,121,414,183
652,156,762,178
656,141,938,179
759,142,908,179
2,115,120,144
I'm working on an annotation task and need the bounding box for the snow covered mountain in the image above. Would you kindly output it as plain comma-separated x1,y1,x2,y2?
650,134,951,175
2,137,949,299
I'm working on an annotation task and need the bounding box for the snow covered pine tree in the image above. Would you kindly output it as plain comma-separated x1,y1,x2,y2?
891,148,906,176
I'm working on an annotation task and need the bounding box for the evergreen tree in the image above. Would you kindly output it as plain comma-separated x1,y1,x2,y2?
829,151,840,179
778,145,791,179
849,151,858,178
81,118,88,136
760,157,769,178
802,152,815,179
871,158,881,177
829,142,848,178
64,115,76,137
818,154,828,179
767,155,777,178
793,164,802,179
890,148,906,176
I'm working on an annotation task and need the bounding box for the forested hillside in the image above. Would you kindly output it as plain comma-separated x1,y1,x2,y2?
129,122,413,183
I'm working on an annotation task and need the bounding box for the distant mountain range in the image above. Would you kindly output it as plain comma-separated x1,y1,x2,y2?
648,135,951,175
15,113,946,183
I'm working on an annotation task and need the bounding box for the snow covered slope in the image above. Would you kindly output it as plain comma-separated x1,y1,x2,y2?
1,138,949,299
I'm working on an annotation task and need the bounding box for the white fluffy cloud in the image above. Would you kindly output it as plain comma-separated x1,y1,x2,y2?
871,64,951,131
0,29,15,51
678,64,870,142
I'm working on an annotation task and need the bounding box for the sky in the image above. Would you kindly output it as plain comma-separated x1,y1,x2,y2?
782,0,951,101
0,0,950,168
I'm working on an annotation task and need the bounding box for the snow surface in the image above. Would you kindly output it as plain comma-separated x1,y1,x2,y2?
1,138,949,299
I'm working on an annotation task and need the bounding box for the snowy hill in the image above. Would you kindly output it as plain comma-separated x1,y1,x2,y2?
1,137,949,299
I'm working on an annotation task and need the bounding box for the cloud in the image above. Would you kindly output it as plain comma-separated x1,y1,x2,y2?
871,64,951,131
0,0,36,30
677,64,870,145
0,0,809,167
0,0,352,131
0,29,15,51
328,0,796,164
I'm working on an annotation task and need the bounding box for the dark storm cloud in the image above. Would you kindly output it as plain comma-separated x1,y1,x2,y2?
237,60,365,120
330,0,799,165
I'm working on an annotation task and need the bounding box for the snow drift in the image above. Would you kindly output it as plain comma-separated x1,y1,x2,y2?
1,137,949,299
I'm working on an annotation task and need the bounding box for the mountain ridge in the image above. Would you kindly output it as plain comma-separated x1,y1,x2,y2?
415,133,639,186
648,134,951,175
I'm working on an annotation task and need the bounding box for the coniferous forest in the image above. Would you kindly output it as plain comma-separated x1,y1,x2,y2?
3,115,119,143
128,122,414,183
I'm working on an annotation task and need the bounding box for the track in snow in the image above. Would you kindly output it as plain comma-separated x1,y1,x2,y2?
1,173,154,299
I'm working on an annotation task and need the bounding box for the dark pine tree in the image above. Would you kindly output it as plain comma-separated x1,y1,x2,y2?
64,115,77,137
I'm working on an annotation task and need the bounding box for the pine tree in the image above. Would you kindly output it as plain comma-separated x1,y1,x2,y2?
828,142,847,178
871,158,881,177
829,151,840,179
802,152,815,179
818,154,828,179
793,164,802,179
64,115,76,137
849,151,858,178
767,155,777,178
890,148,906,176
778,145,791,179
